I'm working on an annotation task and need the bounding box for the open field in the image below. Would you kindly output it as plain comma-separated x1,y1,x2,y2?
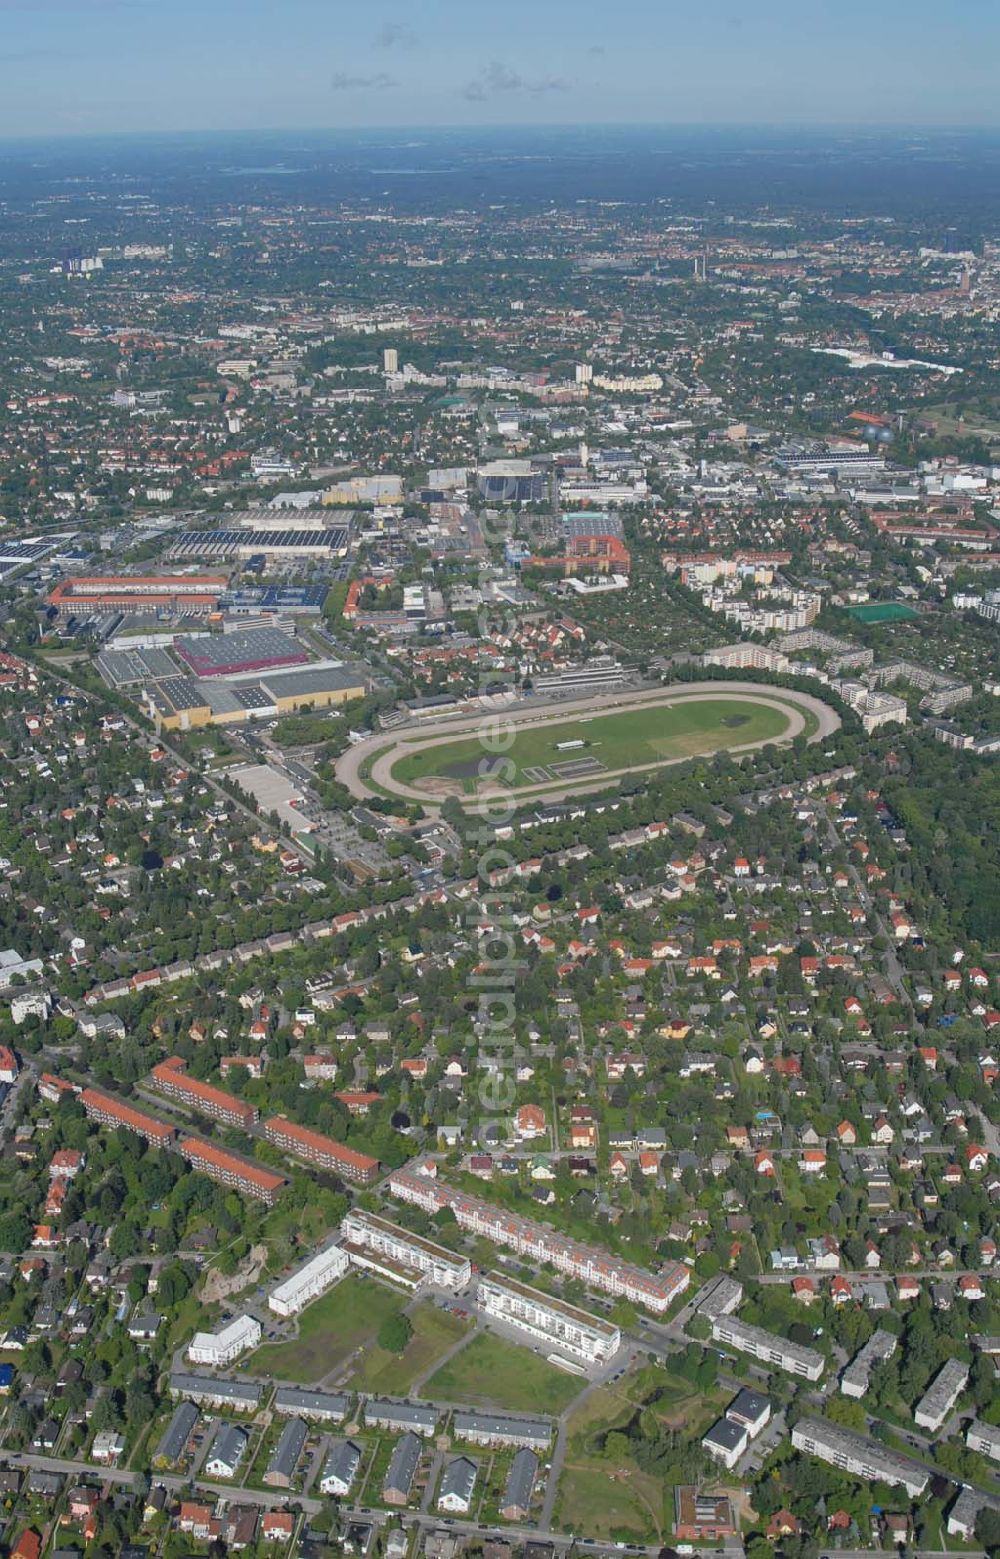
248,1275,403,1384
336,682,839,808
346,1302,472,1394
424,1331,586,1415
550,1362,729,1541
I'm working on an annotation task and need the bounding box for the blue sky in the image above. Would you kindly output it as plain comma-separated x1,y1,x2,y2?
0,0,995,137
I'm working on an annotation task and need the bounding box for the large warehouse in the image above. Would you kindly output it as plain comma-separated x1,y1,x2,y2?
168,527,350,561
143,661,370,731
48,574,228,617
173,626,310,678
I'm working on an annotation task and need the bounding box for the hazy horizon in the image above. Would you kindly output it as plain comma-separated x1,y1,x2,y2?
0,0,995,139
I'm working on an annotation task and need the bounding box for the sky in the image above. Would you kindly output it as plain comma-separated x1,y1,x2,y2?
0,0,995,139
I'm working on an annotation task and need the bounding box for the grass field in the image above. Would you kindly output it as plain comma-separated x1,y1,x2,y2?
391,695,793,795
248,1275,403,1385
346,1303,472,1395
844,602,918,624
424,1332,586,1414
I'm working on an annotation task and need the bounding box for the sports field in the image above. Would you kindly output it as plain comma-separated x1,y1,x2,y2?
391,695,791,795
844,602,918,623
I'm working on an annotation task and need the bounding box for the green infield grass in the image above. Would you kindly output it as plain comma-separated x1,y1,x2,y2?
390,694,794,794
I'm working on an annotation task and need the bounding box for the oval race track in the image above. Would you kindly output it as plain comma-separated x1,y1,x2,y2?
336,681,841,810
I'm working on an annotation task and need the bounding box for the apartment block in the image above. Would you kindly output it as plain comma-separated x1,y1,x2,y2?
263,1116,380,1185
477,1271,621,1364
340,1209,471,1291
914,1359,969,1433
187,1313,261,1367
792,1419,928,1499
388,1165,688,1313
151,1057,257,1130
712,1316,824,1380
269,1244,350,1317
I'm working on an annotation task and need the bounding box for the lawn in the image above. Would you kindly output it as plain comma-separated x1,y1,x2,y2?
390,694,794,794
347,1303,472,1395
248,1275,404,1385
554,1462,660,1543
844,602,918,623
424,1332,587,1415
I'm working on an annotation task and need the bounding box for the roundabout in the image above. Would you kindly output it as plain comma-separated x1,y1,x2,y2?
337,681,840,810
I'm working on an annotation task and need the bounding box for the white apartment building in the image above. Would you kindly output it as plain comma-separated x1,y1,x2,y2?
967,1420,1000,1463
914,1359,968,1433
792,1419,927,1499
269,1243,350,1318
341,1209,471,1291
477,1272,621,1364
840,1329,897,1399
187,1313,261,1368
712,1316,824,1381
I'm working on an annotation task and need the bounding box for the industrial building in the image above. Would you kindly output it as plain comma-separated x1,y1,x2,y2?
340,1210,471,1291
914,1359,969,1432
168,526,350,560
144,660,370,732
712,1316,824,1380
48,574,228,617
173,626,310,678
263,1116,380,1185
791,1419,928,1498
269,1244,350,1317
476,1272,621,1364
187,1313,261,1368
388,1166,688,1313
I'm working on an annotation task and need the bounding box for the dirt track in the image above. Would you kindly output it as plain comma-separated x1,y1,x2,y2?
336,681,840,810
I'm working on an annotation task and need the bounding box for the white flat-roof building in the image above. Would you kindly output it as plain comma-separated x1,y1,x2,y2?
187,1313,261,1368
341,1209,471,1291
792,1419,928,1499
914,1359,969,1433
968,1420,1000,1463
712,1316,824,1381
477,1272,621,1364
840,1329,898,1399
269,1243,350,1318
